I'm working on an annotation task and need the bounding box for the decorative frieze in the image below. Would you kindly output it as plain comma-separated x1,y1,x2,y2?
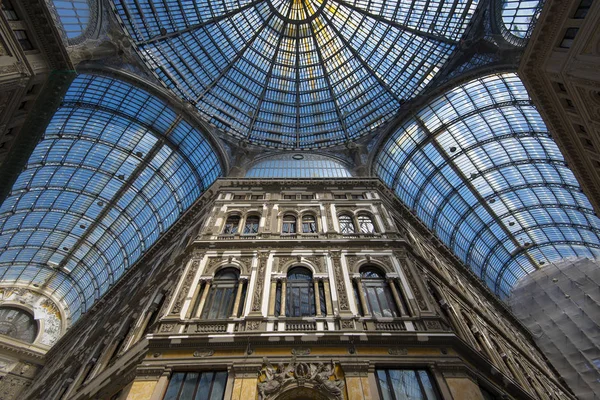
330,253,349,311
252,253,269,312
171,257,202,314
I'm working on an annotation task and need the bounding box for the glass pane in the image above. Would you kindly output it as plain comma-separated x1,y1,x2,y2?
377,370,394,400
163,372,185,400
195,372,214,400
418,370,439,400
180,372,199,399
210,372,228,400
389,370,424,400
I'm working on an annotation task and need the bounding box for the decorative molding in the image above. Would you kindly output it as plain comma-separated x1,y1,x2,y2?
330,253,349,311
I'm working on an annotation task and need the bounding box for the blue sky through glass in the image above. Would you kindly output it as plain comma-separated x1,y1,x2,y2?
376,73,600,297
0,74,223,320
110,0,479,148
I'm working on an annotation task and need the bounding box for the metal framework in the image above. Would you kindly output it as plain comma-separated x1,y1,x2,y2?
375,73,600,298
52,0,91,39
110,0,479,149
0,74,223,321
499,0,544,43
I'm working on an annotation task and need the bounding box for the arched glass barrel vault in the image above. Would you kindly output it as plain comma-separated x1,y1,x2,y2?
499,0,543,42
52,0,92,39
110,0,479,149
376,73,600,298
0,74,223,321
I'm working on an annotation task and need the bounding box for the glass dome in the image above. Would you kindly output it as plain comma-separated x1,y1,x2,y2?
110,0,479,148
246,153,352,178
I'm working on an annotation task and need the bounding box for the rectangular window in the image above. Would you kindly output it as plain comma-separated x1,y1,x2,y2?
301,194,313,200
233,195,245,200
574,0,592,19
14,30,33,51
251,195,263,200
334,194,346,199
163,371,227,400
351,194,365,199
2,0,18,21
560,28,579,48
376,369,440,400
283,194,295,199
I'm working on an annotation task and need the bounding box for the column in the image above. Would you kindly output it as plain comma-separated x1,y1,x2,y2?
387,278,406,316
353,277,370,317
280,278,287,317
314,278,321,316
194,279,212,318
268,279,277,316
323,278,333,316
231,278,247,318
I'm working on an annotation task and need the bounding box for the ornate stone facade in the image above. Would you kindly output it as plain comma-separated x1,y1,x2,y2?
20,179,572,400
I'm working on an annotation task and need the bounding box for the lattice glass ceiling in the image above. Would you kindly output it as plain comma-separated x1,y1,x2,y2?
376,73,600,298
111,0,479,148
0,74,223,321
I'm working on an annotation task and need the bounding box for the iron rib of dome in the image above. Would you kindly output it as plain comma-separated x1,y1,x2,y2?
110,0,479,149
0,74,223,321
376,72,600,298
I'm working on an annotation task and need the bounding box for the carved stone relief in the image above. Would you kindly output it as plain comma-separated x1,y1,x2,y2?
258,357,344,400
0,287,63,346
330,254,349,311
252,253,269,312
171,258,202,314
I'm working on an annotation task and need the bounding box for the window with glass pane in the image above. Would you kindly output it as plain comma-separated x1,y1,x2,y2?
223,215,240,234
376,369,440,400
1,0,18,20
361,268,398,318
243,216,260,234
339,215,355,234
358,215,376,233
302,215,317,233
286,267,315,317
163,371,227,400
201,269,239,320
0,307,38,343
282,215,296,234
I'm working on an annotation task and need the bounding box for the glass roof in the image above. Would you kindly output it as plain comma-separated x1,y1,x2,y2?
376,73,600,298
110,0,479,149
246,153,352,178
0,74,223,321
53,0,90,39
501,0,542,41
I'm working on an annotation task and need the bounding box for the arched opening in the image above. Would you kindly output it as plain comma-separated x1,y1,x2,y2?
357,267,398,317
286,267,315,317
223,215,241,234
243,215,260,234
0,306,38,343
201,268,240,319
301,215,317,233
338,214,355,234
282,215,297,234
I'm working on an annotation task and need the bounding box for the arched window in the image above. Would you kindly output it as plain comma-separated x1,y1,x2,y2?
358,215,376,233
338,214,355,234
282,215,297,234
0,307,38,343
360,267,398,318
243,215,260,234
286,267,315,317
223,215,240,234
302,215,317,233
201,268,239,319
